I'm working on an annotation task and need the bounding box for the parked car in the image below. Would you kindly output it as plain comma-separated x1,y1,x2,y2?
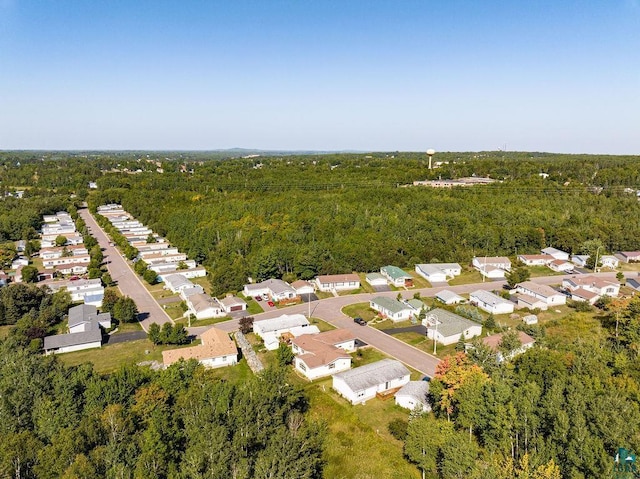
354,317,367,326
254,296,262,301
267,301,275,307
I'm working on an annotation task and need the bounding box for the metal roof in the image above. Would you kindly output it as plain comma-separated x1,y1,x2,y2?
333,359,409,392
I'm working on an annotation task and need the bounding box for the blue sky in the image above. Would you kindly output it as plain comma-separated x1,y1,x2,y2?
1,0,639,153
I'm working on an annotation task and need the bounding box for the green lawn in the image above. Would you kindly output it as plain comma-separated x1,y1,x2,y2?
527,265,564,277
342,302,377,321
338,287,366,296
448,268,485,286
56,338,168,373
310,318,337,332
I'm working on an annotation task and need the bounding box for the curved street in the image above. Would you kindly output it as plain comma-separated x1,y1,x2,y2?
79,206,628,377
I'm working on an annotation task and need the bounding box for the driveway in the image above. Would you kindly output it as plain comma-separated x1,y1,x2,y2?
79,208,174,332
382,325,427,335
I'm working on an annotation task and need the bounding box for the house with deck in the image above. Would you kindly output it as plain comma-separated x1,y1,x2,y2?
469,290,515,314
380,266,413,287
369,296,413,322
162,327,238,369
332,359,410,405
253,314,311,350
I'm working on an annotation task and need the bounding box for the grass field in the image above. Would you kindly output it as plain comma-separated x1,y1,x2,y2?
57,338,167,373
342,303,377,321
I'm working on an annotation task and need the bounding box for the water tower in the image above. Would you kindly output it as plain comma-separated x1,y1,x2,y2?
426,149,435,169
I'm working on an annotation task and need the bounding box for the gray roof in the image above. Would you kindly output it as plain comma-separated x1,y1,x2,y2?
424,308,480,338
254,314,309,333
371,296,410,315
333,359,409,392
395,381,430,401
416,263,461,275
68,304,98,328
44,325,102,350
436,290,464,303
246,279,295,295
470,289,513,307
68,304,110,329
406,299,425,311
365,272,386,281
163,274,193,289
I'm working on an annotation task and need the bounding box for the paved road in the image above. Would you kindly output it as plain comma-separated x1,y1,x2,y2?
79,208,174,332
193,271,627,378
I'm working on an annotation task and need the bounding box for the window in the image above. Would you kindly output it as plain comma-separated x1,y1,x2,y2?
298,362,306,371
328,363,336,369
221,356,227,362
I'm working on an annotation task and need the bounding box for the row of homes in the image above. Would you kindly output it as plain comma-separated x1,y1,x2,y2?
97,204,207,281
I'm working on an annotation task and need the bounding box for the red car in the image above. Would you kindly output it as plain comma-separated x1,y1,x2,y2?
267,301,275,307
254,296,262,301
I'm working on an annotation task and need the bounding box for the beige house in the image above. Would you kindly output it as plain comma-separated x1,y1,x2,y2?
162,327,238,369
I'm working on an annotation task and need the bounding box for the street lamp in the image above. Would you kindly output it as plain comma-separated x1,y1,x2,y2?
426,313,438,354
594,246,602,273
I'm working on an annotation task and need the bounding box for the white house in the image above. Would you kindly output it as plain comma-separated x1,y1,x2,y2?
291,280,315,297
67,304,112,334
469,290,515,315
515,281,567,310
380,266,413,287
435,289,465,305
601,255,620,269
180,285,205,301
472,256,511,271
571,255,590,268
43,304,110,355
332,359,410,405
422,308,482,345
243,278,297,301
562,275,620,303
162,327,238,369
365,272,388,287
186,293,226,320
369,296,413,322
253,314,311,350
163,274,195,294
219,295,247,313
541,247,570,261
415,263,462,283
517,254,553,266
472,257,511,279
395,381,431,412
42,255,91,269
43,327,103,354
548,259,574,272
315,274,361,292
291,329,356,380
